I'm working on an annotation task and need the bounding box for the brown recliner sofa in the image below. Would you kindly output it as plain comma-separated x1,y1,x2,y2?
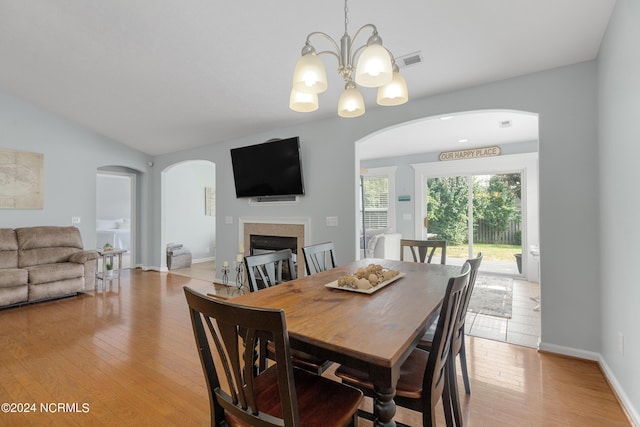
0,226,98,308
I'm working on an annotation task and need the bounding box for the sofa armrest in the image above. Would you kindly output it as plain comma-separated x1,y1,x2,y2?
69,250,99,291
69,250,99,264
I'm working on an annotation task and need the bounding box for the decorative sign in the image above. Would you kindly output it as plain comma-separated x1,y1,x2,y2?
0,149,44,209
439,146,501,162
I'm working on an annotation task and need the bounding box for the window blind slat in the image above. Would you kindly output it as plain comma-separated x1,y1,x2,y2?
362,176,389,231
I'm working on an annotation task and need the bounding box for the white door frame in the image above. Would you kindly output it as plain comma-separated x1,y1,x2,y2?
411,153,539,281
96,171,136,268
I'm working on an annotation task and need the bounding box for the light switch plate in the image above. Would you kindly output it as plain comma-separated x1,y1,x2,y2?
326,216,338,227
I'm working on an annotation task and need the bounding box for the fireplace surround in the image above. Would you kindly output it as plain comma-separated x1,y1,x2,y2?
239,217,310,278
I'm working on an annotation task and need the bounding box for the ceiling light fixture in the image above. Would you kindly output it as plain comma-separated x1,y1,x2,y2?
290,0,408,118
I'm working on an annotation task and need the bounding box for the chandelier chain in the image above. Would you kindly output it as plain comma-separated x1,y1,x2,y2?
344,0,349,34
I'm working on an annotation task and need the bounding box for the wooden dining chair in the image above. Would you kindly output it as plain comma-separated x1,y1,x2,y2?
301,242,337,275
400,239,447,264
183,287,363,427
244,249,297,292
334,263,471,427
244,248,332,375
417,253,483,427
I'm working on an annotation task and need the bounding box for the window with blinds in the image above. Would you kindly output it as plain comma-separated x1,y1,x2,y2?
362,176,389,231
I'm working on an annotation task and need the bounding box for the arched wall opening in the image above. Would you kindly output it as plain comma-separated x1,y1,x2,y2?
96,165,143,269
355,109,540,345
160,160,216,270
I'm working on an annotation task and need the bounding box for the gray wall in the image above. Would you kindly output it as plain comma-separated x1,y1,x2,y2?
598,0,640,419
1,2,637,417
163,160,215,262
153,61,601,358
149,120,361,271
0,91,152,266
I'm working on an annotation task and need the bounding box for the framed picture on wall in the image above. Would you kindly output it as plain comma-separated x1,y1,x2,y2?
0,148,44,209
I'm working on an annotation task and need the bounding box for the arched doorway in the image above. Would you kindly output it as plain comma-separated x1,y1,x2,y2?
161,160,216,279
96,167,140,270
356,109,540,348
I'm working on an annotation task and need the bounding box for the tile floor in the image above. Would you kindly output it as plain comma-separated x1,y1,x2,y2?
466,276,541,348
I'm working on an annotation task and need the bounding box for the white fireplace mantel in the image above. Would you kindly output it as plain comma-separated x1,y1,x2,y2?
238,217,312,277
238,217,311,245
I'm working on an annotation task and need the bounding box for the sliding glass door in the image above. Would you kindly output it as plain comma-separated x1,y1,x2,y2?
425,172,523,276
425,176,471,264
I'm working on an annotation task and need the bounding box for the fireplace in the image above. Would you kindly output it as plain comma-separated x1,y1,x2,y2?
250,235,297,255
249,235,298,280
240,217,310,278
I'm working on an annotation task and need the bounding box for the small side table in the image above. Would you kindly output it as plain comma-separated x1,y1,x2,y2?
96,249,127,286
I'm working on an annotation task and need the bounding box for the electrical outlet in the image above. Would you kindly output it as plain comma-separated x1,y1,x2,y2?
618,332,624,356
71,216,81,224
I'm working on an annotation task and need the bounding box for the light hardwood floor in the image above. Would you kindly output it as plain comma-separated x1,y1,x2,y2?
0,269,630,426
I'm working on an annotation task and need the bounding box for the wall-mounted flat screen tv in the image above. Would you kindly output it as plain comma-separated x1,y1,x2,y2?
230,137,305,198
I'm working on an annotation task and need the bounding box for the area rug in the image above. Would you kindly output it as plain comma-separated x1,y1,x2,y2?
467,275,513,318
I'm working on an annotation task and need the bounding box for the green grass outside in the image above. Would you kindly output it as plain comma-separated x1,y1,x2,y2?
447,243,521,261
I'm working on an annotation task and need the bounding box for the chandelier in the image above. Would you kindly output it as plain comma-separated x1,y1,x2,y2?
289,0,408,118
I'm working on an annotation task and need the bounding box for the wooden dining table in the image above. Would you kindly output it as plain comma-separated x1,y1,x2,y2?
233,258,461,427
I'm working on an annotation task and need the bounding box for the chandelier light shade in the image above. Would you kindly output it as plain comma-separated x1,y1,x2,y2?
338,83,365,118
292,51,328,94
376,65,408,106
289,89,319,112
290,0,408,118
355,42,393,88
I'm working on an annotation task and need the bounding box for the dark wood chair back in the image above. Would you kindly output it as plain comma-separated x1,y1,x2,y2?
184,286,298,426
301,242,337,275
400,239,447,264
413,254,483,426
244,248,330,374
452,253,483,357
421,262,470,426
184,287,363,427
244,249,297,292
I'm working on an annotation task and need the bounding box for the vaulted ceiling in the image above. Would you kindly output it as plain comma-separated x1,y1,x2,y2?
0,1,615,156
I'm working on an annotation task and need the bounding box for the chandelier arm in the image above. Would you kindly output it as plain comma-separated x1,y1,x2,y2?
315,50,341,62
348,24,379,64
350,45,367,65
305,32,341,56
384,46,397,66
350,24,378,48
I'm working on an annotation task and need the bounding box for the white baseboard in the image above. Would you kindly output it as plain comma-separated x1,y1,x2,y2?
140,265,167,272
193,257,215,264
538,341,599,361
598,355,640,426
539,341,639,426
